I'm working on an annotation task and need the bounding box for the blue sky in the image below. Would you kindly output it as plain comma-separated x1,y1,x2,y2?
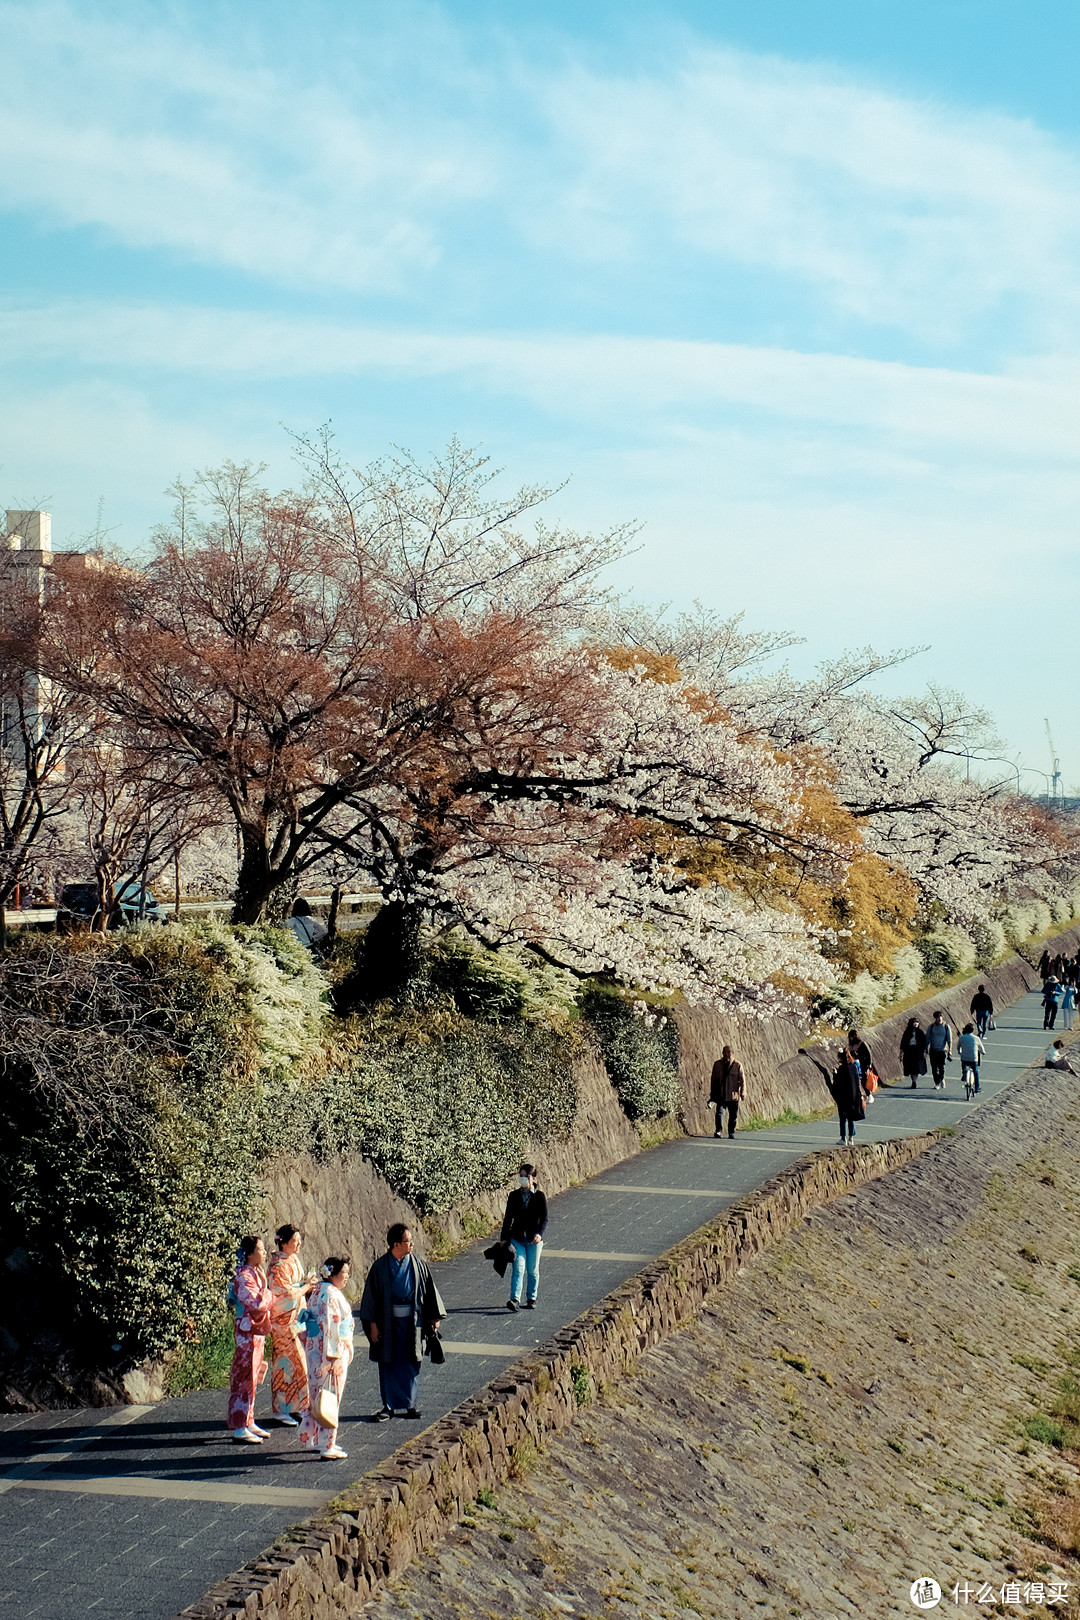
2,0,1078,786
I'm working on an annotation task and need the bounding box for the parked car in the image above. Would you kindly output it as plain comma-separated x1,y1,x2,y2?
55,880,167,931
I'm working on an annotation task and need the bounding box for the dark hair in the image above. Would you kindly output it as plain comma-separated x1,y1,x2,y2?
518,1163,535,1178
387,1222,411,1248
963,1023,974,1034
275,1223,299,1246
933,1009,943,1017
847,1029,861,1043
291,897,312,917
239,1234,262,1260
324,1255,350,1279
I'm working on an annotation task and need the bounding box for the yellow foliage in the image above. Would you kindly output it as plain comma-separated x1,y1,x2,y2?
600,650,916,979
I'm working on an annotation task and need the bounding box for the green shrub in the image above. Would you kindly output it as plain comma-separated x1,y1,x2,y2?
426,935,577,1026
310,1006,577,1215
0,924,327,1365
579,987,680,1120
915,926,977,986
969,917,1006,967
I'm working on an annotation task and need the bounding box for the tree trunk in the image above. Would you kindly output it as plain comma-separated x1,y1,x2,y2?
231,832,274,924
335,899,424,1011
326,882,343,946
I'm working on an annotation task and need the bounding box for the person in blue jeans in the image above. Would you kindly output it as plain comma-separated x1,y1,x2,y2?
957,1023,985,1094
926,1010,953,1087
501,1164,548,1312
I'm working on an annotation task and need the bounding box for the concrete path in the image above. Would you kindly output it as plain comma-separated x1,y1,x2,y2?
0,993,1064,1619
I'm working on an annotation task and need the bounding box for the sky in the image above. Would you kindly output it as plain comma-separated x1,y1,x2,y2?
1,0,1078,787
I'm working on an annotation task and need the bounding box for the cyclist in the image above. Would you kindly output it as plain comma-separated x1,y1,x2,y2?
957,1022,985,1098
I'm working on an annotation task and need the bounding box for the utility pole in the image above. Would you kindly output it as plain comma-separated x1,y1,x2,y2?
1044,718,1063,805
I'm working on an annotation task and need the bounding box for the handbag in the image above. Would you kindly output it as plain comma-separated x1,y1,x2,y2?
424,1327,446,1365
312,1386,339,1428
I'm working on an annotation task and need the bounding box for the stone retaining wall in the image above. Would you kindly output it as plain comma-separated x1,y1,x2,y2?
259,926,1080,1288
677,924,1080,1134
178,1127,943,1619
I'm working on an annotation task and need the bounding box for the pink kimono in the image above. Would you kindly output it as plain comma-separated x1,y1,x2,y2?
297,1281,354,1453
227,1262,272,1432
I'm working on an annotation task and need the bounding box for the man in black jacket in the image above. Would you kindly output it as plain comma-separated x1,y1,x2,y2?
501,1164,548,1312
969,985,994,1039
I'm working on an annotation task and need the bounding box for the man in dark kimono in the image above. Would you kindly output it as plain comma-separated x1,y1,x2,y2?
359,1223,445,1421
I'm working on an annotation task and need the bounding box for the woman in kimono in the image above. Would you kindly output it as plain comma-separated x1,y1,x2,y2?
268,1223,315,1426
297,1256,354,1461
227,1235,273,1443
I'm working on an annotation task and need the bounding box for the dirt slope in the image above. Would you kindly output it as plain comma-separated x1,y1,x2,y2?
362,1063,1080,1619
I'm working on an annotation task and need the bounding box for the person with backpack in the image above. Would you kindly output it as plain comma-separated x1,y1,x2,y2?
957,1023,986,1095
969,985,994,1039
285,897,328,953
1043,978,1062,1031
925,1011,953,1088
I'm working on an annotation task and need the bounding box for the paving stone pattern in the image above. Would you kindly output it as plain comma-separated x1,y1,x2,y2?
0,992,1064,1619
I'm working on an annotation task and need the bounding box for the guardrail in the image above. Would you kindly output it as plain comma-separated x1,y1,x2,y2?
2,893,381,928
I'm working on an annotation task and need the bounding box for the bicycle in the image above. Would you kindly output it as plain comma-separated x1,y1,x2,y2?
962,1061,979,1101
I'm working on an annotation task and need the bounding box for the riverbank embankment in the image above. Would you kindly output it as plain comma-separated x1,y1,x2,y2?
355,1048,1080,1620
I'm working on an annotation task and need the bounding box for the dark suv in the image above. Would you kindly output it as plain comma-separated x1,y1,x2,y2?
56,881,167,931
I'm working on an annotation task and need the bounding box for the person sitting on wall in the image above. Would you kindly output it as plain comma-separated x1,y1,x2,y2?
285,897,328,952
1045,1040,1077,1074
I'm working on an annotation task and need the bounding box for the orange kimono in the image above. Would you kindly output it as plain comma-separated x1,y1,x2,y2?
268,1248,310,1420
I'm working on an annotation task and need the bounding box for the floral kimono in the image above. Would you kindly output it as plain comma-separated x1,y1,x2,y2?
268,1248,310,1420
227,1262,272,1432
297,1279,354,1453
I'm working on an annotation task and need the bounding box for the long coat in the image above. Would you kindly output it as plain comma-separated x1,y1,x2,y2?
830,1053,866,1119
900,1026,927,1076
358,1252,446,1365
709,1058,745,1104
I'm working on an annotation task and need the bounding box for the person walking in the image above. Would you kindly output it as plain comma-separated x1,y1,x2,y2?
297,1256,354,1461
1043,978,1062,1031
268,1224,316,1427
899,1017,927,1088
830,1040,867,1145
969,985,994,1039
226,1235,273,1444
501,1164,547,1312
925,1010,953,1088
1063,983,1077,1032
709,1045,746,1138
360,1224,445,1422
957,1023,986,1095
1038,948,1051,979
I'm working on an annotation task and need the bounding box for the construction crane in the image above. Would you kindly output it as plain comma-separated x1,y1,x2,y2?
1045,717,1063,804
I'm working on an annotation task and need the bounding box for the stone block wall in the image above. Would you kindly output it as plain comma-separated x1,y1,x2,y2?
676,925,1080,1134
178,1128,942,1619
260,927,1080,1285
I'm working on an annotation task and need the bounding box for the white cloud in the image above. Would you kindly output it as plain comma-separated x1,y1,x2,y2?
0,0,492,291
3,300,1078,466
532,48,1080,343
2,2,1080,346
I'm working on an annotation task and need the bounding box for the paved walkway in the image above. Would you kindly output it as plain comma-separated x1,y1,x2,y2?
0,993,1064,1618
